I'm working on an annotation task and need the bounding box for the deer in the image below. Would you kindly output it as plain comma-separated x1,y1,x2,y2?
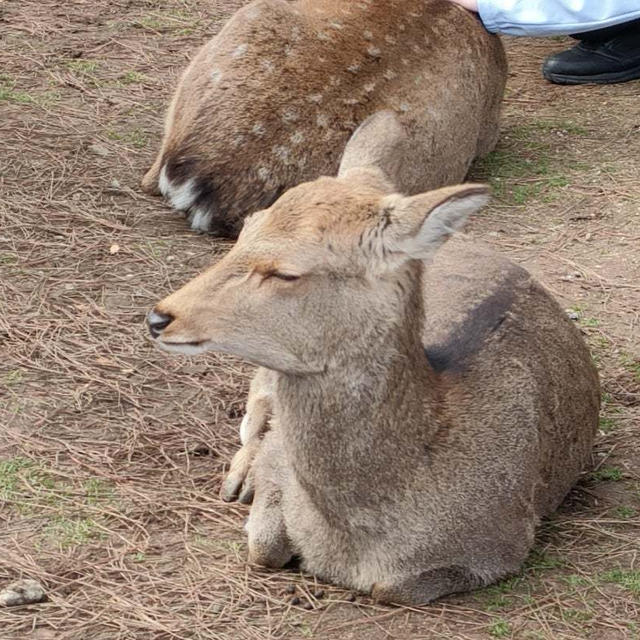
141,0,507,236
146,117,600,604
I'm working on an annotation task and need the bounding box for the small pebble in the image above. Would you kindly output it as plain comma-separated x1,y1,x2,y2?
285,584,296,594
0,579,46,607
290,596,301,606
303,601,314,610
313,589,325,599
346,593,356,602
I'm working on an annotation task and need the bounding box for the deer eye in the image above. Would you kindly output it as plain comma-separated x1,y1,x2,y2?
270,272,300,282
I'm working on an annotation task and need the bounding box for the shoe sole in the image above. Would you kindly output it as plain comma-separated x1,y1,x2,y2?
543,66,640,85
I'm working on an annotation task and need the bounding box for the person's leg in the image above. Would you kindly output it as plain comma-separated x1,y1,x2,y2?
543,18,640,85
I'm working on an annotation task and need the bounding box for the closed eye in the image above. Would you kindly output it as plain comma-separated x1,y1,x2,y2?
269,272,300,282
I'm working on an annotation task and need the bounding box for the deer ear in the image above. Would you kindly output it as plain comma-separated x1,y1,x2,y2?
338,110,407,192
381,184,490,260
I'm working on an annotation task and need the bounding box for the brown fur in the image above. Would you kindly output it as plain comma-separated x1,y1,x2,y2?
148,171,599,604
142,0,506,235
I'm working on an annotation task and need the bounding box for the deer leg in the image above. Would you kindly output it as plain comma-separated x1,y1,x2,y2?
371,565,481,605
220,367,274,503
245,431,293,568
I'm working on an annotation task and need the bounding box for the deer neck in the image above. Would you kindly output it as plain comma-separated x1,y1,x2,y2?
272,275,441,497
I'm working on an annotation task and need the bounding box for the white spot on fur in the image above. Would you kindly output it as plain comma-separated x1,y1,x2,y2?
291,26,302,40
398,23,406,32
366,46,381,58
246,6,261,20
284,44,294,56
316,113,329,128
364,81,376,93
402,58,410,66
385,34,397,44
363,30,373,40
257,167,270,181
399,102,410,112
409,11,421,17
252,123,266,136
411,44,423,54
308,93,323,103
282,108,299,123
383,69,397,80
317,31,331,41
347,62,361,74
260,59,275,73
232,43,248,58
233,134,246,148
190,208,212,232
290,131,304,145
343,98,359,106
211,69,222,83
329,21,343,30
272,145,293,164
159,165,197,211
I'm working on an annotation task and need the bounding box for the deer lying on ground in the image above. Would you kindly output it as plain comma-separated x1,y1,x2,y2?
147,123,600,604
141,0,506,236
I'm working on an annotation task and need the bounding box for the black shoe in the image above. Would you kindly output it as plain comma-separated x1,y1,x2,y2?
543,33,640,85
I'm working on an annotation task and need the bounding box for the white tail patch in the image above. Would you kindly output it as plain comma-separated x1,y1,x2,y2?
189,207,213,232
159,165,198,211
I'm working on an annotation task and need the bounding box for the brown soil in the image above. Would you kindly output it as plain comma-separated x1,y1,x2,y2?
1,2,638,639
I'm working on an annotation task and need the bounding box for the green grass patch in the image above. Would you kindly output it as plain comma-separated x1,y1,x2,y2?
599,416,618,434
118,70,151,85
471,119,588,205
560,607,593,623
614,505,637,519
591,466,623,482
620,353,640,382
601,569,640,594
106,127,148,148
44,516,101,549
488,618,511,638
0,457,34,501
562,574,591,588
524,549,565,572
0,76,61,107
66,59,100,74
2,369,24,387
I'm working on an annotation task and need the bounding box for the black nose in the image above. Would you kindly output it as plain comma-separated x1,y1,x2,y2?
147,309,174,338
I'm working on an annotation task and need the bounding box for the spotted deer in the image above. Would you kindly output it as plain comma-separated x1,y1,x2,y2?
141,0,506,236
147,123,600,603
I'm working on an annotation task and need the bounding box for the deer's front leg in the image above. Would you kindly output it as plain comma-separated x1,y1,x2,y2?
246,430,293,568
220,367,274,503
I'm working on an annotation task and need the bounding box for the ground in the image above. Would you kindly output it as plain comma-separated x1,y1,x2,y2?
1,1,639,639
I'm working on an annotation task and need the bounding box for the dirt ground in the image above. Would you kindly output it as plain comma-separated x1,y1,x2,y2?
1,1,639,639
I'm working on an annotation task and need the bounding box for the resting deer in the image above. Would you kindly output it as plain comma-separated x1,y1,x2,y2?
141,0,506,236
147,122,600,603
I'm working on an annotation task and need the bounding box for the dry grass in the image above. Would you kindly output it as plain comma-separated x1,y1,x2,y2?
1,2,639,638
